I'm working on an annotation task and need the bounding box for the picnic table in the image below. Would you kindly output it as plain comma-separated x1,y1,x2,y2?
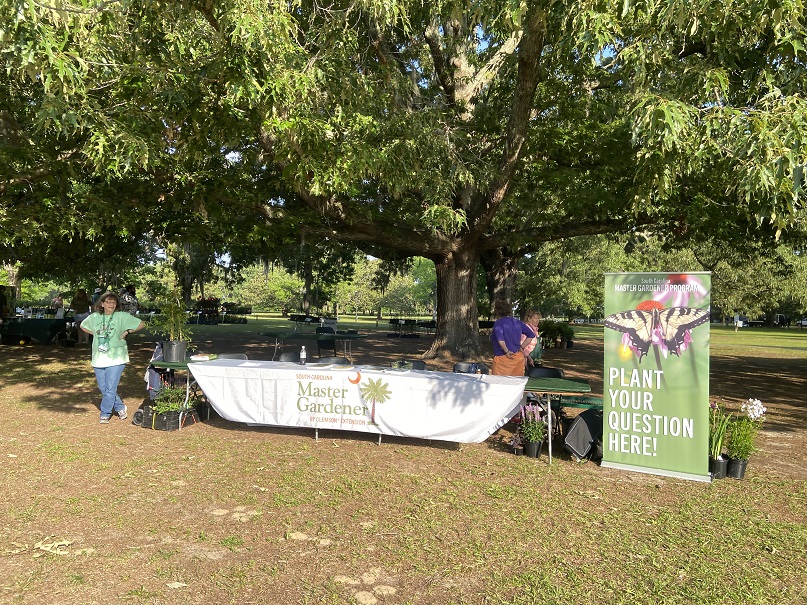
388,318,418,337
260,330,367,360
288,314,333,329
0,317,68,344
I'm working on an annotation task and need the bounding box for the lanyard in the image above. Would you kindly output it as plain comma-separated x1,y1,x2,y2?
100,312,114,337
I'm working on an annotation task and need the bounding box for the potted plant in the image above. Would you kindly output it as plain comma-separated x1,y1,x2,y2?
519,403,546,458
559,323,575,349
510,431,524,455
708,402,732,479
725,398,767,479
539,320,560,348
149,291,192,362
195,296,221,325
152,386,187,415
141,386,195,431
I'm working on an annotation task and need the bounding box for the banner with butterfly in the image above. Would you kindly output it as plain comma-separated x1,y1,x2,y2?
601,272,712,482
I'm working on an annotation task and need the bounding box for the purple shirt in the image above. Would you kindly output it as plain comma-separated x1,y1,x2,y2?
490,316,536,356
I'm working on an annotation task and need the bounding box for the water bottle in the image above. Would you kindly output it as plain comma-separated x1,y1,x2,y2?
300,346,307,365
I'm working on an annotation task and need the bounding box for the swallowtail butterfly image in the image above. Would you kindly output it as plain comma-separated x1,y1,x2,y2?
605,301,710,362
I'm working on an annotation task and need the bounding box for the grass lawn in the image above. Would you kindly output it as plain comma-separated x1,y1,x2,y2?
0,320,804,604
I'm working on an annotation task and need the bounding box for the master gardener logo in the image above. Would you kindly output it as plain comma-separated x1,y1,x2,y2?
359,377,391,424
296,381,367,415
294,374,392,427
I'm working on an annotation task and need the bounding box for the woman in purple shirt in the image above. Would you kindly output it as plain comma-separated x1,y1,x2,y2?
490,299,536,376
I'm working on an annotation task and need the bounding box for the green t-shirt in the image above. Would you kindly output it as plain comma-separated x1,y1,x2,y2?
81,311,142,367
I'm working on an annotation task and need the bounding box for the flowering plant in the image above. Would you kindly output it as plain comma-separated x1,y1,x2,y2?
519,403,546,443
725,398,766,461
708,401,731,460
741,397,767,421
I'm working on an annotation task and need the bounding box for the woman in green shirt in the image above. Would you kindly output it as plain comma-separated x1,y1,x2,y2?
80,292,145,424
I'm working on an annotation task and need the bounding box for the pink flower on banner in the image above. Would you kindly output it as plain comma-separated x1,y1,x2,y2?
653,273,708,308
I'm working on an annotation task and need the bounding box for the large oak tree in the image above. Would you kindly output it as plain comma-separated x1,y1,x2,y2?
1,0,805,356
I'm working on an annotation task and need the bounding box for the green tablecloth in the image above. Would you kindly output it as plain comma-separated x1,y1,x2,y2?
0,318,68,344
523,376,591,394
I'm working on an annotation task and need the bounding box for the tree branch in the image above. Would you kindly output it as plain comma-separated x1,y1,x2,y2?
292,190,454,258
424,18,455,104
467,31,522,101
470,5,547,235
0,150,82,196
481,214,654,253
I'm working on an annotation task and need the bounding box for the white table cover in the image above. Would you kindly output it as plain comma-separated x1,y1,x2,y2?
189,359,527,442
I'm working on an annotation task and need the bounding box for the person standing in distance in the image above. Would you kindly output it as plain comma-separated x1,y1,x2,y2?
120,284,139,315
520,308,542,374
80,291,145,424
70,288,93,344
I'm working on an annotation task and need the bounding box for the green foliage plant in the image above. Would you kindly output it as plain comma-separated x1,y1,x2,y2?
152,387,187,415
559,322,575,342
708,402,732,460
726,418,761,461
149,291,192,343
519,403,546,444
539,320,561,343
725,398,767,461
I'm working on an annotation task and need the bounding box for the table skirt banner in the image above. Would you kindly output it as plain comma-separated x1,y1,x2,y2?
188,360,527,442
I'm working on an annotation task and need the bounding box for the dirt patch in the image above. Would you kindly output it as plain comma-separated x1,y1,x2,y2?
0,326,804,604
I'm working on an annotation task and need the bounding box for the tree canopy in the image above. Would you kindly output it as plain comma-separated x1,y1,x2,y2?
1,0,805,356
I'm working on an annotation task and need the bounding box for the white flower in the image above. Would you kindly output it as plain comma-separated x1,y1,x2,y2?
741,398,767,421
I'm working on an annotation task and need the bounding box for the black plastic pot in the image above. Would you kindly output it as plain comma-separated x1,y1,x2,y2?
524,441,543,458
727,458,748,479
709,456,728,479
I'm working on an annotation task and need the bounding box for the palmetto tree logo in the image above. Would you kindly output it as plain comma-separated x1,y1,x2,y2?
359,377,391,425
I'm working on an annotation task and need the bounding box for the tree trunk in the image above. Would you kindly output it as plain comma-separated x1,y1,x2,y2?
302,266,313,313
3,263,22,300
425,246,482,359
481,249,519,313
180,280,194,306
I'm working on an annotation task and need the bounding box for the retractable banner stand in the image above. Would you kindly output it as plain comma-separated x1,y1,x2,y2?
601,272,711,482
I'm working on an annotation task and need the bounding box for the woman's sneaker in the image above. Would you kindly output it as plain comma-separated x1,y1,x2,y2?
100,416,111,424
117,405,128,420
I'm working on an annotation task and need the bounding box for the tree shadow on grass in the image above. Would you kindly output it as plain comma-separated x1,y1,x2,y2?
198,413,462,451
